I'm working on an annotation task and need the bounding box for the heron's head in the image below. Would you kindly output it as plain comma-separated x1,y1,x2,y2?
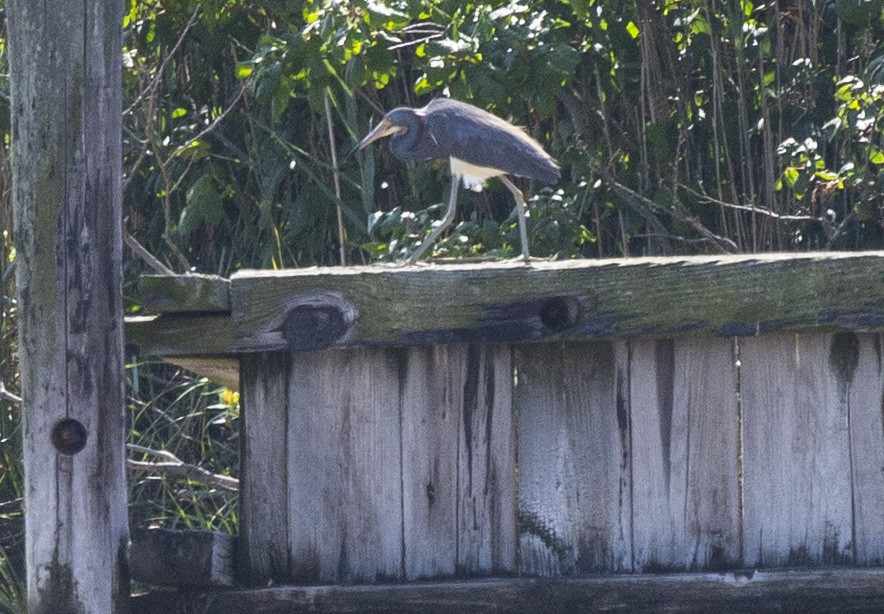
356,108,417,150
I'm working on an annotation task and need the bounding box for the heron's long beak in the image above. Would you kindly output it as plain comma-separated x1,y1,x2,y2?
344,118,404,163
356,118,402,150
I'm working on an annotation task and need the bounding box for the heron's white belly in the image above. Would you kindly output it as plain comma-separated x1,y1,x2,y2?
450,157,503,192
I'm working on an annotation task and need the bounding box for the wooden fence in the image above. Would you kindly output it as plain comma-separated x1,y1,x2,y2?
128,253,884,612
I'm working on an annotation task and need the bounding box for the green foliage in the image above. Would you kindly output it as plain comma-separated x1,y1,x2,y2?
115,0,884,274
127,359,239,534
365,186,592,260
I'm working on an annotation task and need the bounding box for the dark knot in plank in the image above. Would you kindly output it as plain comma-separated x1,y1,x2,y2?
403,293,583,345
539,296,580,332
281,291,358,351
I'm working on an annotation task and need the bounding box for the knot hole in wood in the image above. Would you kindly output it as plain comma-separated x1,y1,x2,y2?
51,418,88,455
283,299,356,351
539,296,580,332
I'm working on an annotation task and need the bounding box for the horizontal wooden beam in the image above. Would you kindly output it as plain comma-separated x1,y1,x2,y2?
131,568,884,613
139,274,230,313
127,253,884,359
126,314,234,356
231,252,884,352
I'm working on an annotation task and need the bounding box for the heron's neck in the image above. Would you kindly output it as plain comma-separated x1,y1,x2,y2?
390,128,421,160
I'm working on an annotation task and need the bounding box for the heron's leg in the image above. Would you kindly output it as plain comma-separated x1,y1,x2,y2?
405,174,461,264
499,175,530,261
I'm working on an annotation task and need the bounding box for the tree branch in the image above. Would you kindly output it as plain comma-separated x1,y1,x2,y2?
127,443,239,492
124,231,175,275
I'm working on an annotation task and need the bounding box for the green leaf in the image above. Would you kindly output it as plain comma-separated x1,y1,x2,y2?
180,175,224,237
626,21,640,39
783,166,800,188
235,62,253,79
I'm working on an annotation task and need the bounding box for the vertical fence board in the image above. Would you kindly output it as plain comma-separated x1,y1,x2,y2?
629,339,675,570
741,333,853,567
240,353,289,585
631,338,740,571
457,345,516,575
516,341,631,575
287,348,403,583
401,345,461,579
9,0,127,610
847,333,884,565
401,345,516,579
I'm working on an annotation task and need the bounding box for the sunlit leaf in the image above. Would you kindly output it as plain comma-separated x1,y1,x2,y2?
626,21,640,39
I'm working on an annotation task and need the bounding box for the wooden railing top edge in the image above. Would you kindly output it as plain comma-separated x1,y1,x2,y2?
127,251,884,361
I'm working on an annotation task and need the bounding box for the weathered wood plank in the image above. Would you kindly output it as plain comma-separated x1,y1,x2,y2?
230,253,884,352
400,346,461,580
239,353,290,585
741,333,853,567
400,345,516,579
631,338,740,571
139,274,230,313
287,348,403,583
129,528,234,587
131,568,884,614
849,333,884,565
515,341,631,575
456,345,516,575
9,0,128,610
126,314,234,357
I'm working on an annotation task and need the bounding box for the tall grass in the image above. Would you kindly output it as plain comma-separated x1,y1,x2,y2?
127,358,239,534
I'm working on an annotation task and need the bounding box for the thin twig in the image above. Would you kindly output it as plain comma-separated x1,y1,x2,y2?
124,231,175,275
825,211,857,250
122,126,151,195
603,173,738,253
324,90,347,265
679,184,825,222
123,6,201,117
0,381,21,405
388,32,444,51
127,443,239,492
173,85,246,158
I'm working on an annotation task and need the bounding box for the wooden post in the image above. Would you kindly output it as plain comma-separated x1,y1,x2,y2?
8,0,127,612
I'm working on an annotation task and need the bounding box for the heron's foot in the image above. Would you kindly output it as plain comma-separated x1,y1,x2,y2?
403,250,428,266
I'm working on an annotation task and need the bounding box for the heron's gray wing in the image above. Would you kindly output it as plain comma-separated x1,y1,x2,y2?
424,99,560,184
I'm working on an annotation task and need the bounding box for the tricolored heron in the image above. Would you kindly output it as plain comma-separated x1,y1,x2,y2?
357,98,560,264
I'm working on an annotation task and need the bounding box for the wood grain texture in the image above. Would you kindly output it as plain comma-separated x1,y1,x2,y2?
131,568,884,614
239,353,290,585
456,345,516,576
848,333,884,565
139,274,230,313
400,346,461,579
8,0,128,610
630,338,740,571
400,345,516,579
516,342,631,575
126,314,234,357
230,253,884,352
741,333,853,567
287,348,403,584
